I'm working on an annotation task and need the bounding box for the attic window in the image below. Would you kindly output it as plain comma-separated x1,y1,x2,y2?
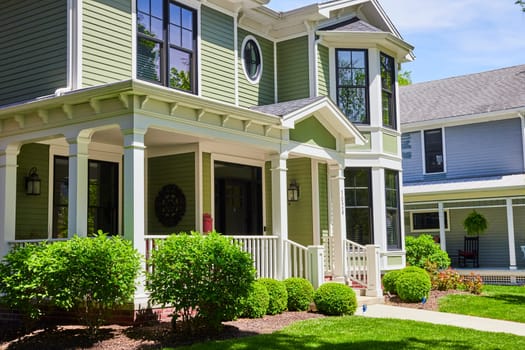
242,36,262,84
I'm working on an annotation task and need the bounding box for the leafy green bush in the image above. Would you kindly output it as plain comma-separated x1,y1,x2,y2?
283,277,314,311
258,278,288,315
396,271,431,302
0,233,141,332
405,234,451,269
0,243,49,322
382,270,403,294
241,280,269,318
147,232,255,333
313,283,357,316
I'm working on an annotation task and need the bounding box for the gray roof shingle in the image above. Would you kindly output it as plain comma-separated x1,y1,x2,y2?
400,64,525,125
251,96,326,116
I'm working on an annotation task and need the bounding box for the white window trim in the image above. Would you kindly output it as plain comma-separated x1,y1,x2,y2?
421,127,447,175
409,209,450,233
241,35,263,85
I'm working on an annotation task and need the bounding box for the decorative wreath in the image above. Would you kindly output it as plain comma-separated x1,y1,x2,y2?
155,184,186,227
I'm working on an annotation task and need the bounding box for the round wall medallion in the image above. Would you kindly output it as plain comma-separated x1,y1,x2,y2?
155,184,186,227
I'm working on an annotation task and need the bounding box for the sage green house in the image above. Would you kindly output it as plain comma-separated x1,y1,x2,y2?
0,0,413,304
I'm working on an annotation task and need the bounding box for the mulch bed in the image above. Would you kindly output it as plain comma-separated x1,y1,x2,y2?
0,290,459,350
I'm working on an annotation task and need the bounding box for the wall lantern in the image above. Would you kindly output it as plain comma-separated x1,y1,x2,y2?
287,180,300,202
25,167,41,196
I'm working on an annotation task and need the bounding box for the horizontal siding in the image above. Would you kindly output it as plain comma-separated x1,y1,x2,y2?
82,0,132,87
402,118,524,185
200,6,235,104
238,28,275,107
16,144,50,240
277,36,309,102
317,44,330,97
0,0,67,105
446,119,523,178
148,153,196,234
287,158,313,246
401,131,424,183
318,163,329,235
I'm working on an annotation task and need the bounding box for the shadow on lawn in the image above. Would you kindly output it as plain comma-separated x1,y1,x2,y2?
184,333,483,350
484,293,525,305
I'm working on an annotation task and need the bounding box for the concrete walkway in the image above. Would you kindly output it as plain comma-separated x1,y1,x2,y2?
356,304,525,337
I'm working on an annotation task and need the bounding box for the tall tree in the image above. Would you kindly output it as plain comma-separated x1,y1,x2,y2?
398,70,412,86
517,0,525,12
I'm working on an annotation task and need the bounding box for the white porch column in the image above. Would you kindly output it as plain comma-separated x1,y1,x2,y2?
0,146,19,256
506,198,517,270
123,129,147,303
372,167,386,249
271,154,289,280
438,202,447,251
329,163,346,281
67,135,90,237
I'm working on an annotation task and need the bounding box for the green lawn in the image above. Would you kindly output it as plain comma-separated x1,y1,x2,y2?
170,316,525,350
439,285,525,323
161,285,525,349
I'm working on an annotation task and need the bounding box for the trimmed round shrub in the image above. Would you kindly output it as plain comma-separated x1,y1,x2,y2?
402,266,430,277
396,271,431,302
258,278,288,315
313,283,357,316
382,270,403,294
284,277,314,311
405,234,451,269
241,280,270,318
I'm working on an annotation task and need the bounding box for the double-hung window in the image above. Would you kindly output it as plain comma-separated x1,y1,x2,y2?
385,169,401,250
344,168,373,245
137,0,197,93
336,49,369,124
381,53,396,129
424,128,445,173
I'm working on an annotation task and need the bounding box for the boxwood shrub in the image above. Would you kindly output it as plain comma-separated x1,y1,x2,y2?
258,278,288,315
241,280,270,318
313,283,357,316
382,269,403,294
396,271,431,302
283,277,314,311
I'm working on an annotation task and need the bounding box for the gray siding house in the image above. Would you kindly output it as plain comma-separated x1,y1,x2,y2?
400,64,525,270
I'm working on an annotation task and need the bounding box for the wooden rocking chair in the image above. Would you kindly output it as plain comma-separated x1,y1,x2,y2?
458,236,479,267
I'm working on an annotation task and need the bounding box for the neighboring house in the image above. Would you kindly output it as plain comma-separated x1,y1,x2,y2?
401,64,525,270
0,0,413,305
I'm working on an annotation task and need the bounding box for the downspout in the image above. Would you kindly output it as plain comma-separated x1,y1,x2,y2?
56,0,81,96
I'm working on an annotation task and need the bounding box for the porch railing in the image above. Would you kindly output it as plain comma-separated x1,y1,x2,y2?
345,239,368,287
230,235,279,279
144,235,280,278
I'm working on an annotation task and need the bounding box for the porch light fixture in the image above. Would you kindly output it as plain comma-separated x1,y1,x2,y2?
25,167,41,196
287,180,300,202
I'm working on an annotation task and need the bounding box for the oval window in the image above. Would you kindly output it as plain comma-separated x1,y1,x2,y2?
242,37,262,83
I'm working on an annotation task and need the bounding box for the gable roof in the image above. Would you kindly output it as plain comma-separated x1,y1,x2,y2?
400,64,525,126
252,96,366,146
319,16,383,33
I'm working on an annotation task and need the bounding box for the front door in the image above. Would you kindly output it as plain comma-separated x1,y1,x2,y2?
214,161,262,235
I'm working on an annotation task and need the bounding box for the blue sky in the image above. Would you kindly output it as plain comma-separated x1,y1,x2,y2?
267,0,525,83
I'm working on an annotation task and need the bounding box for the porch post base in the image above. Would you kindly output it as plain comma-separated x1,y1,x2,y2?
365,287,383,298
509,265,518,271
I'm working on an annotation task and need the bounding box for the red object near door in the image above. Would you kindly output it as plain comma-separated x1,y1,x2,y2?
203,213,213,233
